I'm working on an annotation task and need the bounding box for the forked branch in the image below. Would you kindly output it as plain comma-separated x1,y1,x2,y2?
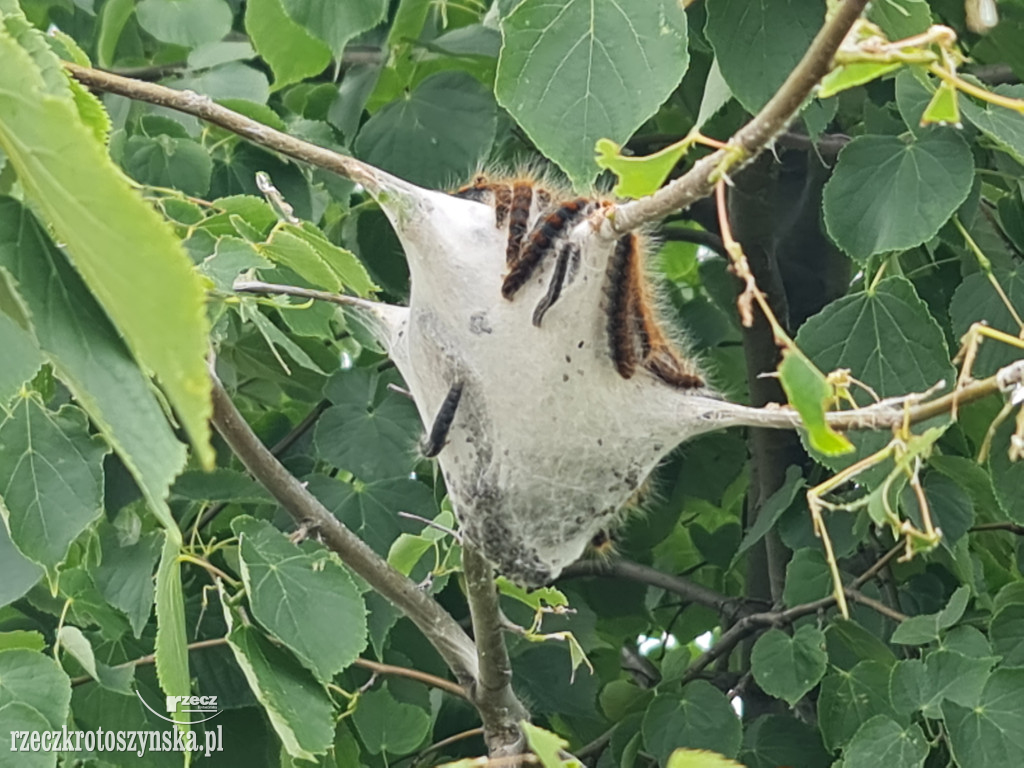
208,373,479,685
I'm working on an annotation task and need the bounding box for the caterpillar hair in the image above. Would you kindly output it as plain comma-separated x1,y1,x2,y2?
421,381,464,458
531,242,577,327
504,181,535,265
451,174,492,203
588,529,617,558
502,197,593,299
493,183,513,229
606,234,640,379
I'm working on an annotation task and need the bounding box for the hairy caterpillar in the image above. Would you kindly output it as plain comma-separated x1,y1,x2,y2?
377,168,713,585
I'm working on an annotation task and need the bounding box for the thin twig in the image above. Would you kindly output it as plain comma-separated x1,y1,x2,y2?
69,637,228,686
679,543,904,685
845,589,908,622
659,227,727,258
208,372,480,687
233,279,390,313
559,558,740,617
408,727,486,766
970,521,1024,535
69,636,467,698
65,63,378,186
353,658,467,700
462,544,529,757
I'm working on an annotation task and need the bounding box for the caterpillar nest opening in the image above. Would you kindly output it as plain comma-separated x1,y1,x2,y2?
362,170,734,586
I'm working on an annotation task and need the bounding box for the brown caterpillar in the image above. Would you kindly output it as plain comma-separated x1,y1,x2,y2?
450,174,704,390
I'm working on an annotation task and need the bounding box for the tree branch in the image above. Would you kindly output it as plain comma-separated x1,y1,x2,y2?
353,658,468,700
462,544,529,757
208,372,480,687
610,0,870,233
559,558,740,617
971,521,1024,535
69,636,468,700
64,63,378,186
695,358,1024,433
233,279,391,313
679,543,904,685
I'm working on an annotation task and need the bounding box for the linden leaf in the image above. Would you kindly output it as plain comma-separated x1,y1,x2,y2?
595,138,690,199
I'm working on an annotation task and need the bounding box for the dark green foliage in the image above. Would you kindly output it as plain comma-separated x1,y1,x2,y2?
2,1,1024,767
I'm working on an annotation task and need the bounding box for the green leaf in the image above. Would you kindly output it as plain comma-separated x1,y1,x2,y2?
901,473,974,548
889,659,927,715
279,0,387,58
734,466,804,561
233,516,367,683
92,524,163,638
0,311,40,405
664,749,742,768
778,346,854,455
943,668,1024,768
0,398,107,572
387,508,456,576
750,626,827,705
948,268,1024,378
154,536,189,728
823,132,974,261
56,567,132,641
817,660,899,752
0,631,44,652
642,682,742,763
57,626,134,694
226,622,335,761
0,703,52,768
259,223,376,297
825,619,897,670
0,199,186,536
842,716,928,768
171,468,272,503
0,648,71,729
172,62,271,104
0,29,213,470
135,0,233,47
314,388,422,483
796,277,955,475
690,523,740,570
819,61,902,99
201,195,279,237
890,586,970,645
522,722,581,768
594,138,691,199
919,649,994,715
496,0,688,189
921,81,961,127
188,40,257,69
246,0,331,90
960,84,1024,165
355,71,497,189
68,78,112,147
200,236,274,292
867,0,933,39
705,0,820,113
122,134,213,197
307,474,435,557
740,715,830,768
96,0,134,67
991,603,1024,666
351,684,431,756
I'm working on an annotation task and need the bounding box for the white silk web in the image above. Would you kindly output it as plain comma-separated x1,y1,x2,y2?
353,170,759,585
